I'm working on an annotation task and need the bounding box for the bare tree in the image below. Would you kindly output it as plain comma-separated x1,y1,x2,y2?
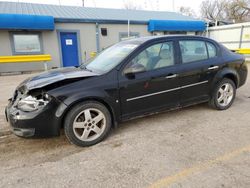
200,0,228,22
200,0,250,23
179,6,196,17
123,0,142,10
227,0,250,22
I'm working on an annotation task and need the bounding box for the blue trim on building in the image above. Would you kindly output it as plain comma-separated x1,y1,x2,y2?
0,14,54,30
148,20,206,32
0,13,205,32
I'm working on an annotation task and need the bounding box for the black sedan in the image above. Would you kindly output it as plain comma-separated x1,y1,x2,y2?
5,36,248,147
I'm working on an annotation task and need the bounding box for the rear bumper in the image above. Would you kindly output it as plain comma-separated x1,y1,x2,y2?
5,98,62,138
238,62,248,87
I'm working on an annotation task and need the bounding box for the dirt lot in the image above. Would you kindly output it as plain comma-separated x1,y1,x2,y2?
0,66,250,188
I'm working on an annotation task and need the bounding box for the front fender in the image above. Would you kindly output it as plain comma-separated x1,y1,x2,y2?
54,90,120,127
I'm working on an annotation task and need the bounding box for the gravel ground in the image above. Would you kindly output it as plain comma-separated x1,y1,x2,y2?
0,65,250,188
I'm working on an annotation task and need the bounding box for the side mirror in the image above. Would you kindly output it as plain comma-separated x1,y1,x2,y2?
124,64,146,79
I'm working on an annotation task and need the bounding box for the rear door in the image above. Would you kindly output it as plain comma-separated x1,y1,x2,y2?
118,40,181,119
177,39,221,106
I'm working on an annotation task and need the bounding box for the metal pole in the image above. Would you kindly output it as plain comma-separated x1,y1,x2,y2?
128,19,130,38
44,62,48,71
95,23,100,53
206,22,209,37
239,25,244,49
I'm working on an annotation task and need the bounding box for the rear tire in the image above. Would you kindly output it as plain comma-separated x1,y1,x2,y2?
64,101,112,147
209,78,236,110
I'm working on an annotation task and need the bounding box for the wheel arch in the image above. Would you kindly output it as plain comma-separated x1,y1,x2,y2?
212,68,239,89
60,97,118,129
223,73,238,88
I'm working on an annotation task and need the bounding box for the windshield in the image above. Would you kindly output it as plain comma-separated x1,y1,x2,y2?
81,42,139,73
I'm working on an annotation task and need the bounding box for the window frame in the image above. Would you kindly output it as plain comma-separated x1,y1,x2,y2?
122,40,177,75
9,31,44,55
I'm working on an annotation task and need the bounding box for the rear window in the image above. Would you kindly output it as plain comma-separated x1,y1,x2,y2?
206,42,217,58
179,40,208,63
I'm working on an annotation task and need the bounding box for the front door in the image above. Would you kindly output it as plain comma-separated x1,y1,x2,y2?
119,41,180,119
60,32,79,67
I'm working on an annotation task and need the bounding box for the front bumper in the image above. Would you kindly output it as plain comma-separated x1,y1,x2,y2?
5,97,63,138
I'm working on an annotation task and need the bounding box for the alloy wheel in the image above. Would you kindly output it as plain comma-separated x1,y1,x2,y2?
73,108,106,142
217,83,234,107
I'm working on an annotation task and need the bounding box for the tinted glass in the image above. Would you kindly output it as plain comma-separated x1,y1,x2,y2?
125,41,174,73
179,40,208,63
207,42,217,58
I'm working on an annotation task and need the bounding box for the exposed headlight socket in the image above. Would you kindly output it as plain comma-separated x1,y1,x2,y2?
17,94,50,112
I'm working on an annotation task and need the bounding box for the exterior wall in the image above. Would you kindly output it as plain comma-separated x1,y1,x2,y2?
42,30,60,69
208,22,250,50
0,30,12,56
0,30,46,72
186,32,196,35
0,23,97,73
55,22,97,63
0,22,152,73
98,23,151,50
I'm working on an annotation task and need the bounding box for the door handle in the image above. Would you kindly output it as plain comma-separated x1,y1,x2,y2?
165,74,178,79
208,65,219,70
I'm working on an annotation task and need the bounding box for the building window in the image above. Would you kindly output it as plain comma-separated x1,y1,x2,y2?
101,28,108,36
119,32,140,41
10,32,43,55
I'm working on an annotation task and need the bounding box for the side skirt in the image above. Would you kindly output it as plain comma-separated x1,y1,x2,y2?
120,99,209,123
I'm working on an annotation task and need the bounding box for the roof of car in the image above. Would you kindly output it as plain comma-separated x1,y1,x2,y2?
122,35,212,45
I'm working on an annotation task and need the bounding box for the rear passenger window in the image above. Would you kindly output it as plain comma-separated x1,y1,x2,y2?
206,42,217,58
179,40,208,63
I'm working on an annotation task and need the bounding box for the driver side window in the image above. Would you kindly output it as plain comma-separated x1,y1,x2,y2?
124,41,174,74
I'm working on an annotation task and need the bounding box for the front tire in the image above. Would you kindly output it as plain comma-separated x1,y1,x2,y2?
64,101,112,147
209,78,236,110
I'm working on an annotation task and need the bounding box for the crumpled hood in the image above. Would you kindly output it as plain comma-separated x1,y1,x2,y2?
18,67,99,91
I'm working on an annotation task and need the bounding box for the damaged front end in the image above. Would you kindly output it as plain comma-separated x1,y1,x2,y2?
5,67,100,137
5,88,63,137
16,93,50,112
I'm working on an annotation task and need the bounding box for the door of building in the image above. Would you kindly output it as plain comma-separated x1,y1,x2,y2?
60,32,79,67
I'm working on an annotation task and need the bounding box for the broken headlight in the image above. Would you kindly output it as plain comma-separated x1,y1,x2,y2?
17,94,50,112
